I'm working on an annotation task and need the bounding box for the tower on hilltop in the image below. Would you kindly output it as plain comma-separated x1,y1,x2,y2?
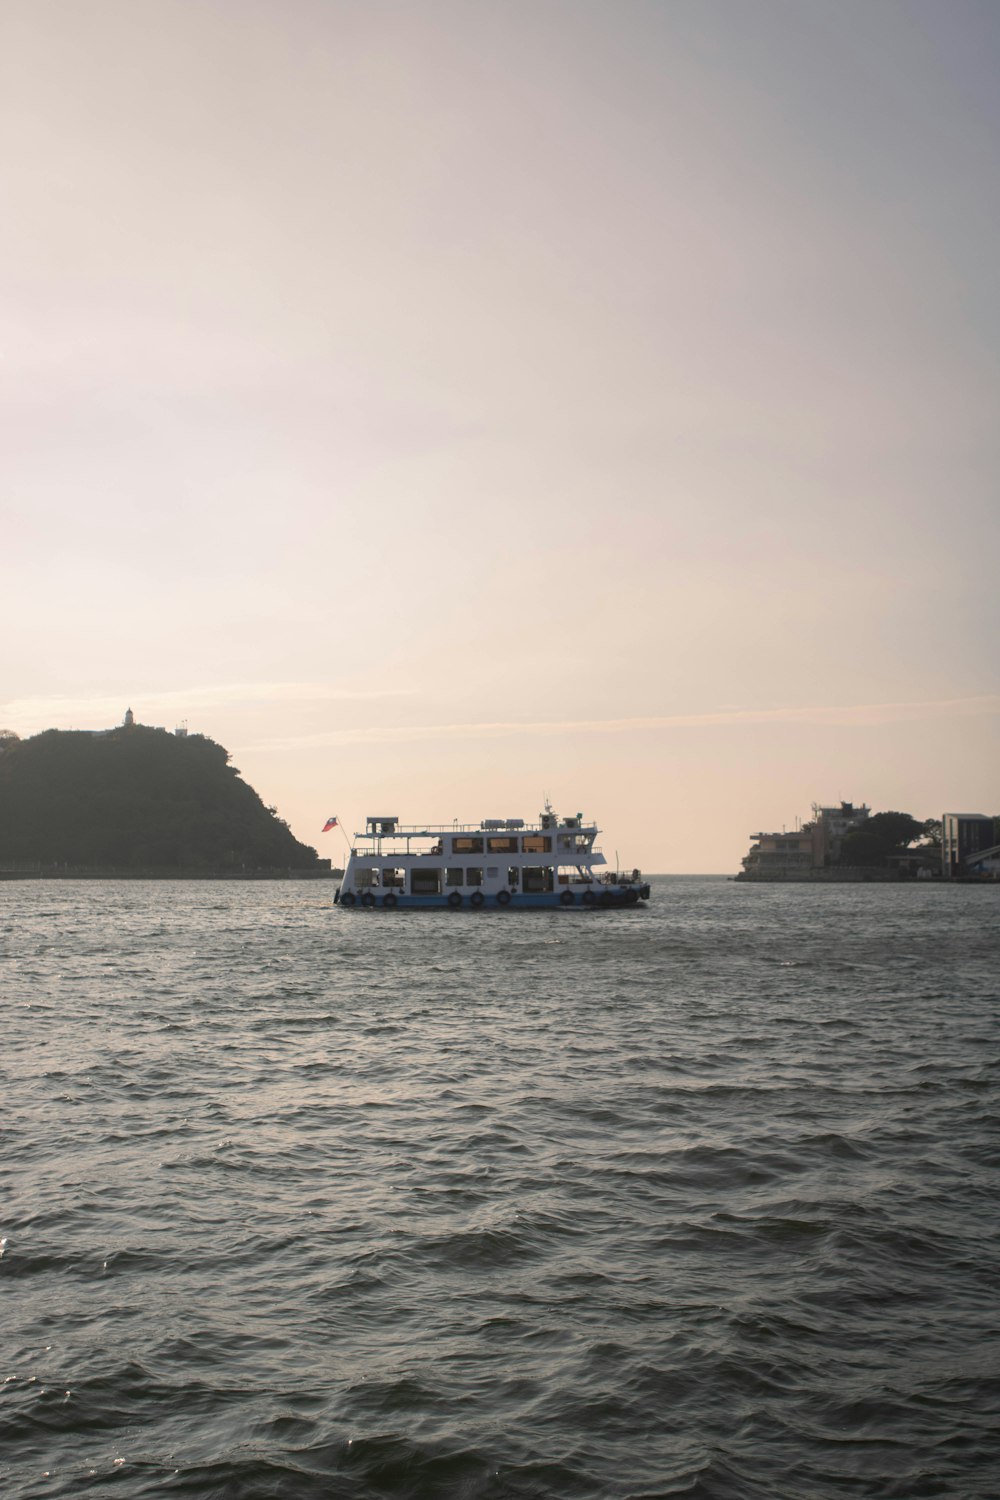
123,707,135,728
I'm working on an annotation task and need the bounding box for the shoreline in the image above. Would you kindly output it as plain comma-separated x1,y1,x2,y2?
734,874,994,885
0,866,341,881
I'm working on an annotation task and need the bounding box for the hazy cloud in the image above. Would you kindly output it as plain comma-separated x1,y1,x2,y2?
239,694,1000,752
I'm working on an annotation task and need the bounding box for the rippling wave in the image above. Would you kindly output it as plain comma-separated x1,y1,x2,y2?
2,878,998,1497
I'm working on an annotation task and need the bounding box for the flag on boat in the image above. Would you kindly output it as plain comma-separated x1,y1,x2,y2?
321,815,338,833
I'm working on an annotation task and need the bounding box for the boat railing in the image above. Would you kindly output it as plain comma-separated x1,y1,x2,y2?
355,821,598,839
357,822,507,837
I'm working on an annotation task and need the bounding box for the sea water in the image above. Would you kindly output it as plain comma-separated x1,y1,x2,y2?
1,878,998,1498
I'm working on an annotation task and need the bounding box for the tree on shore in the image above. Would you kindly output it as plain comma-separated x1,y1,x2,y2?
838,811,927,867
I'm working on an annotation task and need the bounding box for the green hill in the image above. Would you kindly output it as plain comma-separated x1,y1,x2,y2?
0,725,321,871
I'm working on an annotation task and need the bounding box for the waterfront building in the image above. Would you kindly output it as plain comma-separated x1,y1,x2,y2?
942,814,995,877
740,828,814,879
810,802,870,867
963,843,1000,878
739,800,876,880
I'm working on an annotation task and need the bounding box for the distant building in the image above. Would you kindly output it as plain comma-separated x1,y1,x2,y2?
886,847,940,879
810,802,870,867
942,814,994,877
739,799,875,879
86,710,180,737
740,828,814,878
963,843,1000,879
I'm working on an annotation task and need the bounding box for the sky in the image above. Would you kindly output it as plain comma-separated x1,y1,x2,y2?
2,0,998,872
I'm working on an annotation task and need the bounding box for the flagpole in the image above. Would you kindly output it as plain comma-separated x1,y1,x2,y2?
328,816,354,857
321,815,354,864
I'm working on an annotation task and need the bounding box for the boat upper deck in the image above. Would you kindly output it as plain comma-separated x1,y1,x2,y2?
350,813,602,864
356,814,594,838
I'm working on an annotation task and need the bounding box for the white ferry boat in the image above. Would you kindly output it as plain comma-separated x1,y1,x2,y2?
336,805,651,910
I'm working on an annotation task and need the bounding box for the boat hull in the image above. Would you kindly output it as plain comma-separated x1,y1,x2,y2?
337,886,650,910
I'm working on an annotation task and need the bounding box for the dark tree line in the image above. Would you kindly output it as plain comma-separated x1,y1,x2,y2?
0,726,320,869
838,812,938,867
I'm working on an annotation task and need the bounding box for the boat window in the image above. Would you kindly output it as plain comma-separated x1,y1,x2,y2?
486,866,499,879
559,835,591,853
382,867,405,888
522,866,555,893
356,868,379,887
522,835,551,853
466,867,483,885
411,867,442,895
452,836,484,853
445,868,464,886
507,866,520,886
486,836,518,853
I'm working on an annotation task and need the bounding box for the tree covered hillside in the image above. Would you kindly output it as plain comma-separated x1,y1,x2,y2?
0,726,320,869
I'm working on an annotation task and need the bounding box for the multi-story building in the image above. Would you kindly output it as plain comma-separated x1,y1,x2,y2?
738,800,877,879
740,828,814,879
941,814,995,877
810,801,870,867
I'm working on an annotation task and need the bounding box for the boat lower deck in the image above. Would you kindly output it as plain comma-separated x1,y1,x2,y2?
337,885,650,910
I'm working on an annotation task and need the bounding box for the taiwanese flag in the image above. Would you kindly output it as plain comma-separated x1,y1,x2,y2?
321,815,338,833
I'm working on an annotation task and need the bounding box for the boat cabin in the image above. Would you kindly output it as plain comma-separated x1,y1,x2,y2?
348,812,606,895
